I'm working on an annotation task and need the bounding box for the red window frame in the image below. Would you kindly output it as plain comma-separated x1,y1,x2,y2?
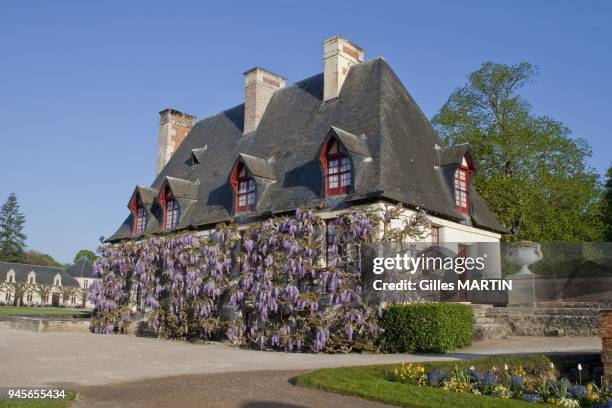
454,166,470,214
320,138,351,196
134,207,147,235
129,193,148,236
159,185,179,230
431,225,441,245
164,199,179,229
231,162,256,214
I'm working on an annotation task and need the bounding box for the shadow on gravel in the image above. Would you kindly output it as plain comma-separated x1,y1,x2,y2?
241,402,307,408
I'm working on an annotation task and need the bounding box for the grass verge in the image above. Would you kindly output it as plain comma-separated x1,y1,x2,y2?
0,306,90,318
0,392,77,408
297,355,558,408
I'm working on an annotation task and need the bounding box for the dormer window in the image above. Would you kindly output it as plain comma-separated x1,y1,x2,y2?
159,185,180,230
164,199,179,229
321,138,351,196
129,190,149,236
134,207,147,235
454,157,473,214
231,162,256,214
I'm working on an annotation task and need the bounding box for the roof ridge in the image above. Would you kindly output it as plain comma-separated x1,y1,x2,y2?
0,260,64,271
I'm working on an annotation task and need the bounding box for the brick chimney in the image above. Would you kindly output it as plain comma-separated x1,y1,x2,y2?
156,108,196,175
243,67,286,134
323,35,364,102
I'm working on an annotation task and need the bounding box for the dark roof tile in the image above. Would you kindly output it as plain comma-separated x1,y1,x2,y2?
0,262,80,287
108,58,506,241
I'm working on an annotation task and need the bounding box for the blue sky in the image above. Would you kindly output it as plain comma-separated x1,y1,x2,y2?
1,1,610,263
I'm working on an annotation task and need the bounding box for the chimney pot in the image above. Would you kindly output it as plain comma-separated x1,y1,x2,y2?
243,67,286,134
156,108,196,175
323,35,364,102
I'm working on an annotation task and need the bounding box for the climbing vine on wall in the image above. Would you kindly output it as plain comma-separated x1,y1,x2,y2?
90,206,430,352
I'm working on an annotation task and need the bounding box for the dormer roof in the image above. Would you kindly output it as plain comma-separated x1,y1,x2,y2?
108,58,506,241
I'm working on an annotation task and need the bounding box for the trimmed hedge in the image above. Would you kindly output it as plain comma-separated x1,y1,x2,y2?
379,303,473,353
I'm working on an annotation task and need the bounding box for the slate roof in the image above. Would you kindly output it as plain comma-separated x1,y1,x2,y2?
65,257,95,278
0,262,80,287
108,58,506,241
130,186,158,210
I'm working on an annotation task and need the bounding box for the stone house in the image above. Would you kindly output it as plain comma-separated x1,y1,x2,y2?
0,260,98,308
64,257,97,308
107,35,506,285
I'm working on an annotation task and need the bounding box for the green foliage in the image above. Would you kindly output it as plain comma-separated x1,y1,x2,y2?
73,249,96,264
0,390,77,407
0,306,90,317
432,62,605,242
19,250,62,267
379,303,473,353
0,193,27,262
605,166,612,241
298,355,557,407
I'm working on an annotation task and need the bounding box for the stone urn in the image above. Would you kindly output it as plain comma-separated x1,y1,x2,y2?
506,242,543,276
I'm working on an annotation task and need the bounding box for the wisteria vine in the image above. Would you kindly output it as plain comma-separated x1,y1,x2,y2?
90,206,429,352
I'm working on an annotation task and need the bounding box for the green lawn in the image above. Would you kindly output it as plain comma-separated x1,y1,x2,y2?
297,356,558,408
0,306,91,318
0,392,77,408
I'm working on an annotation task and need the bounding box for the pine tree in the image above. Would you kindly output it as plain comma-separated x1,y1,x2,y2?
605,166,612,241
0,193,27,262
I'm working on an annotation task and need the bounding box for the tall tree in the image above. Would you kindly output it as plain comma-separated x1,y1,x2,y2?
432,62,604,242
73,249,97,264
0,193,27,261
20,250,62,268
605,166,612,241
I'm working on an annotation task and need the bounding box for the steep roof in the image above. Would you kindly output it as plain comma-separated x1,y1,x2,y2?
65,257,95,278
108,58,506,241
130,186,158,210
0,261,80,287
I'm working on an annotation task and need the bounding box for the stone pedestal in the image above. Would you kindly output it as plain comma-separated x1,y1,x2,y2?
601,309,612,386
508,275,536,306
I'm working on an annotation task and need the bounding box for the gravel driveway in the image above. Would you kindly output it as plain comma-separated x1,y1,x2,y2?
74,370,394,408
0,329,601,407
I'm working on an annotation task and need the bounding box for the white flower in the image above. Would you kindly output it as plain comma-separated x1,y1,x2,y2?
577,363,582,371
550,362,555,369
492,366,497,372
504,364,508,371
469,366,475,371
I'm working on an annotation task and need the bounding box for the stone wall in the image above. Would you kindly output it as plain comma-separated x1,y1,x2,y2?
485,306,600,337
0,315,90,333
601,309,612,385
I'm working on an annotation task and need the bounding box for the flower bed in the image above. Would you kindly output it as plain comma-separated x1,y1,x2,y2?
388,361,611,407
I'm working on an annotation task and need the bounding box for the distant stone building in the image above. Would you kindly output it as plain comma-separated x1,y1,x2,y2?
0,259,98,308
65,257,97,308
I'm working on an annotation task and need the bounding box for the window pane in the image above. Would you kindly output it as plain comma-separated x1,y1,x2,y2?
328,159,339,174
341,171,351,187
328,174,339,189
340,158,350,172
